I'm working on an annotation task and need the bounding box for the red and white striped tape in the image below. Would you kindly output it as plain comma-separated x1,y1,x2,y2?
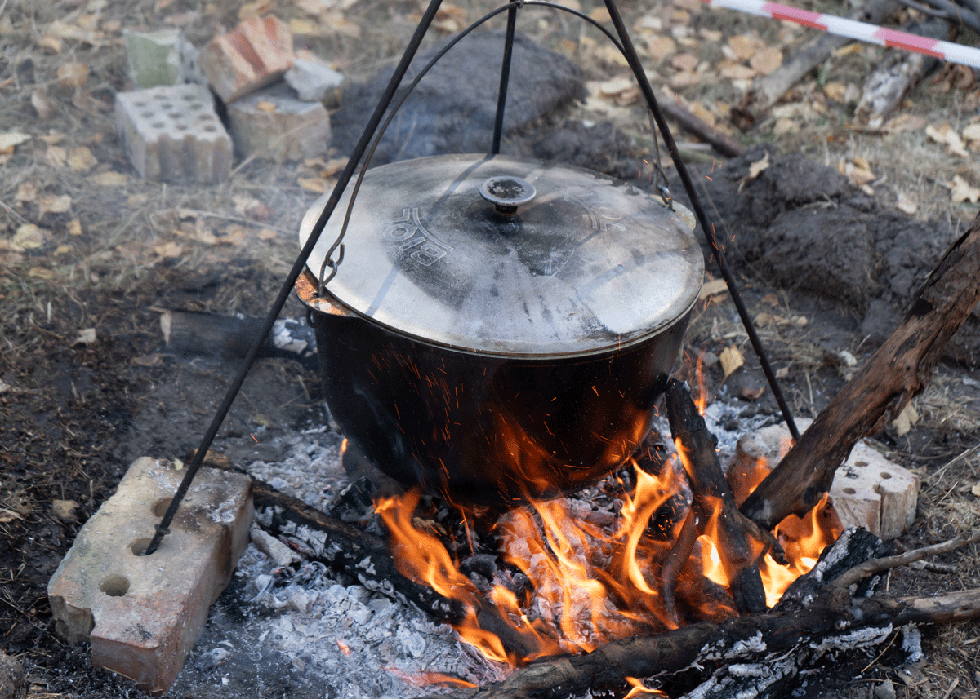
701,0,980,69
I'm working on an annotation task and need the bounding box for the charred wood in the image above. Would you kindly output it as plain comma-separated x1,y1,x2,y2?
159,310,317,366
659,97,746,158
741,214,980,531
665,379,772,614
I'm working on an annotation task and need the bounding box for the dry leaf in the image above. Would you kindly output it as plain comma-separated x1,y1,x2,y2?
926,123,969,157
670,72,702,87
671,53,698,72
46,145,66,166
15,182,36,202
689,102,716,128
154,241,183,258
885,114,927,133
39,194,71,216
892,403,919,437
750,46,782,75
0,132,30,152
839,157,876,187
971,482,980,498
700,28,723,42
823,81,848,102
896,192,917,215
728,35,760,61
31,91,56,119
699,278,728,300
67,147,97,171
28,267,54,280
68,219,82,235
747,151,769,179
321,11,361,37
0,510,23,523
589,6,611,22
256,100,276,113
644,35,676,61
13,224,45,250
950,175,980,203
72,328,97,346
719,344,744,379
91,171,128,186
298,177,331,193
56,63,88,89
289,18,323,36
719,64,757,80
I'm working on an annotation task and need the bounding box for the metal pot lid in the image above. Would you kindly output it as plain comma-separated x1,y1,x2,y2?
300,154,703,356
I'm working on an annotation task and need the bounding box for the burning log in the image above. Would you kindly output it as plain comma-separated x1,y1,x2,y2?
418,528,980,699
741,212,980,530
664,379,774,615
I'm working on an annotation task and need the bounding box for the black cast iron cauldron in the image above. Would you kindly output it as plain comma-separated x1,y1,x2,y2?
296,154,703,505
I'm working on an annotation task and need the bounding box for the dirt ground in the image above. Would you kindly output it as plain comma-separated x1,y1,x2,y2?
2,0,980,697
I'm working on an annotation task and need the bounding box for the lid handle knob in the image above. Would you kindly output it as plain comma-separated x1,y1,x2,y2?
479,176,536,215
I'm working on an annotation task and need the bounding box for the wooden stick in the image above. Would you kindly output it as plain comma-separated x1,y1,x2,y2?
741,213,980,530
833,531,980,589
665,379,769,614
420,587,980,699
733,0,900,127
854,18,950,127
659,98,746,158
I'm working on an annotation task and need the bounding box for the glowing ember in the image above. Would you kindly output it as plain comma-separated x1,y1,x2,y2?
375,443,841,668
384,667,477,688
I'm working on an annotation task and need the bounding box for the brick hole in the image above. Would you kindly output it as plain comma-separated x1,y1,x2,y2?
843,487,856,494
853,461,868,467
152,498,171,517
203,125,217,132
154,94,167,100
130,538,153,555
176,124,188,131
100,575,130,597
152,122,165,129
880,472,892,480
133,101,147,107
182,93,196,100
168,112,181,119
141,112,154,119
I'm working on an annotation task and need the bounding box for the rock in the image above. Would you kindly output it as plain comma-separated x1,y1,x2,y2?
124,29,197,88
226,81,331,161
331,30,586,165
0,651,25,699
115,84,232,183
199,15,294,103
285,56,344,104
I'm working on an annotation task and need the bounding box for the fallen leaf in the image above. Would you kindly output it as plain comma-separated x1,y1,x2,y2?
596,76,634,95
775,367,790,379
256,100,277,113
719,345,744,379
28,267,54,280
38,34,63,53
321,11,361,37
131,353,163,367
72,328,97,346
257,228,278,241
671,53,698,72
838,157,876,187
750,46,782,75
892,403,919,437
56,63,89,89
39,194,71,216
51,499,77,521
963,123,980,142
54,245,73,255
0,132,31,151
31,91,56,119
15,182,37,202
154,241,183,258
885,114,927,133
669,71,702,87
926,123,969,157
971,482,980,498
896,192,917,215
91,171,128,186
68,219,82,236
823,81,849,102
728,35,761,61
740,384,766,400
0,510,23,523
67,147,97,171
690,102,716,128
747,151,769,179
589,6,611,22
298,177,331,193
46,145,67,167
699,278,728,300
644,35,676,61
700,28,723,42
950,175,980,203
13,224,46,250
289,18,323,36
719,64,757,80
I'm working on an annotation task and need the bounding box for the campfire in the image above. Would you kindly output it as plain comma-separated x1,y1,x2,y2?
372,380,841,667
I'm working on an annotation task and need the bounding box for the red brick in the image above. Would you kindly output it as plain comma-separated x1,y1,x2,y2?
199,15,294,103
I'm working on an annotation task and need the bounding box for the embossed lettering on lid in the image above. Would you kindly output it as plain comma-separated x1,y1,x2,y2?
300,153,703,357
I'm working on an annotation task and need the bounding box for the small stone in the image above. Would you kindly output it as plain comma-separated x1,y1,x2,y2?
0,651,25,699
873,679,896,699
285,57,344,103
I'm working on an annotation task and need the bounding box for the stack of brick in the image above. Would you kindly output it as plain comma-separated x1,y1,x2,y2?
116,14,338,183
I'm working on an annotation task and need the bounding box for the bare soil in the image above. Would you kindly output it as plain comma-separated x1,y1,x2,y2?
2,1,980,698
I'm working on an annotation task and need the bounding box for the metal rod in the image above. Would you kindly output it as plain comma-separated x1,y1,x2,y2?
491,1,520,154
142,0,448,557
601,0,800,441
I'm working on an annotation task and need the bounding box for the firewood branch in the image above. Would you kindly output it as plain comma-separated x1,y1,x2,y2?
741,213,980,531
832,531,980,589
421,588,980,699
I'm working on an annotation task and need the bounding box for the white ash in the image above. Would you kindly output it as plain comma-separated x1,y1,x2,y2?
207,426,508,698
901,624,923,662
